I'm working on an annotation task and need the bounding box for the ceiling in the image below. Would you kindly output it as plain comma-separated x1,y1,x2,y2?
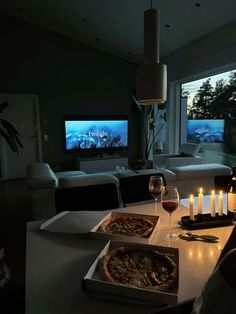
1,0,236,64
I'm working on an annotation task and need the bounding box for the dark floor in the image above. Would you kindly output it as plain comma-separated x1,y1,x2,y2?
0,178,32,313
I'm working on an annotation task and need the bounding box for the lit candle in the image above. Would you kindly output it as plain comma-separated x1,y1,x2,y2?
210,190,216,217
198,187,203,215
189,194,195,221
218,190,223,216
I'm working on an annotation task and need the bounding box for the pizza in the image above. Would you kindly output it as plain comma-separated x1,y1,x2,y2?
98,216,155,238
99,247,177,291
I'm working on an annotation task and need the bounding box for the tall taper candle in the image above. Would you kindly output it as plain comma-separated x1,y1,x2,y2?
210,190,216,217
218,191,223,216
198,187,203,215
189,194,195,221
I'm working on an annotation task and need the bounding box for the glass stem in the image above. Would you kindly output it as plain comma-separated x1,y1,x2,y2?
168,214,171,237
155,198,158,215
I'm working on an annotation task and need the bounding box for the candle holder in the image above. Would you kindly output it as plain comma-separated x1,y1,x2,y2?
181,213,232,229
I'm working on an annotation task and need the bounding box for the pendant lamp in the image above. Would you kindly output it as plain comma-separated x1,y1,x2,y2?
136,4,167,105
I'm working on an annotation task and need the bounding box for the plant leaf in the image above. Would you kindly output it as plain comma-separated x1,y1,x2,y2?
131,92,142,112
0,102,8,114
0,118,20,135
0,119,23,149
0,128,18,153
14,135,23,148
0,104,23,154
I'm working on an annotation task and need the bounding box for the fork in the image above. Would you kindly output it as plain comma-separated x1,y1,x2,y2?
179,232,219,242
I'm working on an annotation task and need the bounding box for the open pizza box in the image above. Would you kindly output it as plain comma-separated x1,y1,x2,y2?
90,211,160,244
83,240,179,305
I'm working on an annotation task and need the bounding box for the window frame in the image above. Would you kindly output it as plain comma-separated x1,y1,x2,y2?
168,63,236,155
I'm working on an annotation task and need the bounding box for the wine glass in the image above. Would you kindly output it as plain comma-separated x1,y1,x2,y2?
161,186,179,241
149,175,164,215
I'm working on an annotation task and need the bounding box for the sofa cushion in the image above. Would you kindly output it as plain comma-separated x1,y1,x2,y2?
114,168,176,183
55,170,86,188
55,182,120,212
58,173,119,189
170,163,232,180
165,156,203,168
27,163,58,189
118,171,167,206
178,142,201,157
55,171,86,178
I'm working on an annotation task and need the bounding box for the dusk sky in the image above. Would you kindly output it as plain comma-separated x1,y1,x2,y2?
182,69,236,107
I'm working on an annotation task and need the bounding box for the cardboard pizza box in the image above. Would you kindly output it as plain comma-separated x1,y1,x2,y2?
90,211,160,244
83,240,179,305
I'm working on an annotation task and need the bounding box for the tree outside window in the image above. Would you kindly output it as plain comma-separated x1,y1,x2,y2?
182,70,236,166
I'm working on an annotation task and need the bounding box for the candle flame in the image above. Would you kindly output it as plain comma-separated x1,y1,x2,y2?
190,194,194,199
220,190,223,196
211,190,215,196
199,187,203,194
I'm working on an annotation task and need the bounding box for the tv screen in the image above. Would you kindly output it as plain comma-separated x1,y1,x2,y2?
187,119,224,143
64,116,128,154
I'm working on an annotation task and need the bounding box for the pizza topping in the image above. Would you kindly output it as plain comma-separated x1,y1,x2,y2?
99,216,155,238
99,247,177,292
146,271,161,285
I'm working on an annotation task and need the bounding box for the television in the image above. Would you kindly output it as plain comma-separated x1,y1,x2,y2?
187,119,224,143
64,116,128,154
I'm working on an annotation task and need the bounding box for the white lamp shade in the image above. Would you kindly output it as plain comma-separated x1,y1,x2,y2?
136,63,167,104
136,8,167,105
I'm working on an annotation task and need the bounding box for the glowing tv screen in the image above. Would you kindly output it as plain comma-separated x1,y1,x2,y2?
187,119,224,143
64,116,128,154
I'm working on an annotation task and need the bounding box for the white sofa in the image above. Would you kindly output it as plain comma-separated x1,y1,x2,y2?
153,142,204,168
154,154,204,168
27,164,175,220
27,162,232,220
169,163,232,198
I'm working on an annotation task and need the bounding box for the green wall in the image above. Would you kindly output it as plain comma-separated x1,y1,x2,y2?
0,12,141,170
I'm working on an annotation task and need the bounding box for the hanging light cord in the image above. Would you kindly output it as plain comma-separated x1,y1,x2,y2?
150,0,153,9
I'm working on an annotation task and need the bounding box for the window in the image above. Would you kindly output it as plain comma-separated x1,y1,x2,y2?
181,69,236,167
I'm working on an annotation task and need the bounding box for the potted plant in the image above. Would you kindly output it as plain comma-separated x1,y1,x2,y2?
130,93,166,169
0,101,23,154
142,105,166,162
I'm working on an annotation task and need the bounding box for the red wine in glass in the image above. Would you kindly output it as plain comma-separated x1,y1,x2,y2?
150,189,162,199
162,201,178,214
161,186,179,240
149,176,164,215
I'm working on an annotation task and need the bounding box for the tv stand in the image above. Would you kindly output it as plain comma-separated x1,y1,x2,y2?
77,156,128,173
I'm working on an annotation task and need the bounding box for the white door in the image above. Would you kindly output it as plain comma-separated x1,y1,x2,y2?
0,94,42,179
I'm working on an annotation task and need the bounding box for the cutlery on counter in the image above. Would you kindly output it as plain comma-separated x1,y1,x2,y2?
179,232,219,242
